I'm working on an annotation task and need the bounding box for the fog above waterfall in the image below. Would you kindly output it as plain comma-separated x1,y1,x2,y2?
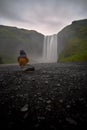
0,0,87,35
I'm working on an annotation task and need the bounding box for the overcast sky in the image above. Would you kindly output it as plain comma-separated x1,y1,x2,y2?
0,0,87,35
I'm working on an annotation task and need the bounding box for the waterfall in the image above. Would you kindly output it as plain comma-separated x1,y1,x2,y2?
43,34,58,62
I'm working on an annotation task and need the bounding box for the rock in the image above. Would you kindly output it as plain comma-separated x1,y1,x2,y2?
59,99,63,103
32,78,35,81
37,92,41,96
42,70,46,74
46,100,51,104
38,97,43,101
23,112,29,119
45,81,48,84
21,65,35,72
56,83,61,87
11,95,14,99
79,97,84,101
66,117,77,125
24,67,35,72
21,104,28,112
53,87,58,91
45,105,51,111
59,79,62,82
66,104,71,108
35,124,40,128
38,116,45,120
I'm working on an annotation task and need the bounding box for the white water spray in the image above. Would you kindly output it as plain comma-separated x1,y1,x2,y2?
43,34,58,62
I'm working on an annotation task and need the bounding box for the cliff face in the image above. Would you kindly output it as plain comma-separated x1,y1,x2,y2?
57,19,87,62
0,25,44,63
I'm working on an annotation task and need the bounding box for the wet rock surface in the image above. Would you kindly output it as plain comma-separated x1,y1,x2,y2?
0,62,87,129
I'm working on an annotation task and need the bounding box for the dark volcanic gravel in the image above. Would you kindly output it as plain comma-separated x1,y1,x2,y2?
0,62,87,129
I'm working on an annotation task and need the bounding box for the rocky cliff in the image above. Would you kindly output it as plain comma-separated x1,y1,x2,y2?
58,19,87,62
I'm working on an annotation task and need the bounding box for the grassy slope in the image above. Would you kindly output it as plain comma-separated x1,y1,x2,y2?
59,19,87,62
0,25,44,64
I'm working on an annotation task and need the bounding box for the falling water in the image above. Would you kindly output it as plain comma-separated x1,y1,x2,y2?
43,34,58,62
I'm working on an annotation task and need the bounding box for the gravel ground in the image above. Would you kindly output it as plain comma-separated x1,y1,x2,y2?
0,62,87,129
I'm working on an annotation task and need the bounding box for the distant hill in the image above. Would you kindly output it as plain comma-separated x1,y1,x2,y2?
58,19,87,62
0,25,44,64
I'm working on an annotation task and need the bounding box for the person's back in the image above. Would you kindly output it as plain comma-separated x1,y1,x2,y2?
18,50,29,67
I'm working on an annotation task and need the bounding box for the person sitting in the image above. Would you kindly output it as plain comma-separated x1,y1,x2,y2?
18,50,29,67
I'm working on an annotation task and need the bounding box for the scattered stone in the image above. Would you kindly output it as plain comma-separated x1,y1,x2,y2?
21,65,35,72
38,116,45,120
46,100,51,104
37,92,41,96
17,85,21,89
11,95,14,99
34,94,37,97
59,91,63,94
21,104,28,112
45,105,51,111
59,99,63,103
79,97,84,101
19,94,24,97
38,97,43,101
32,78,35,81
66,117,77,125
59,120,62,123
0,62,87,128
59,79,62,82
56,83,61,87
53,87,57,91
35,124,40,128
42,70,46,74
23,112,29,119
66,104,71,108
45,81,48,84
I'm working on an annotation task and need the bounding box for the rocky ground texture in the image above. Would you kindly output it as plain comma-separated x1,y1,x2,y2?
0,62,87,129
